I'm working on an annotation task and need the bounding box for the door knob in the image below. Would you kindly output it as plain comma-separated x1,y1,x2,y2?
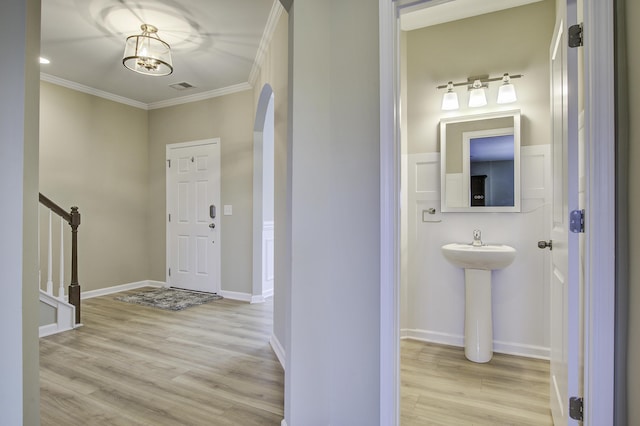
537,240,552,250
209,223,216,229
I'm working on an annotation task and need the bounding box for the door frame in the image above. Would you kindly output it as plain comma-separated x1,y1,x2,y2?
165,138,222,293
378,0,616,423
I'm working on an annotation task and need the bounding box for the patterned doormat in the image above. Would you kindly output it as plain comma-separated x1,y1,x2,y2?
115,287,222,311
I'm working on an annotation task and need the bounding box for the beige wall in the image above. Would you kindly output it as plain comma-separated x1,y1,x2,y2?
626,0,640,418
147,10,289,298
38,8,289,301
405,0,555,154
23,1,41,422
148,90,254,294
39,82,150,292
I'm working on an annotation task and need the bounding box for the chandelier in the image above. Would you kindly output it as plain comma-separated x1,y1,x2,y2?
122,24,173,76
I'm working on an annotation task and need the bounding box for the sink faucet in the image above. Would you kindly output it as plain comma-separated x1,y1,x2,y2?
472,229,483,246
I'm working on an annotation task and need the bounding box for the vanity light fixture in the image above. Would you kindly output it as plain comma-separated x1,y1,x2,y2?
437,73,523,110
123,24,173,76
441,82,460,110
497,73,518,104
468,79,487,108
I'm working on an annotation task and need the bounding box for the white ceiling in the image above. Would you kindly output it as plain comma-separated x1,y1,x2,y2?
399,0,544,31
40,0,278,109
39,0,542,109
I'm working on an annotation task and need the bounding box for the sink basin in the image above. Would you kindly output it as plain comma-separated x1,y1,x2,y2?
441,243,516,270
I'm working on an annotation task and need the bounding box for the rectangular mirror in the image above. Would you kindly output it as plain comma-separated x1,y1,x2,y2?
440,110,521,212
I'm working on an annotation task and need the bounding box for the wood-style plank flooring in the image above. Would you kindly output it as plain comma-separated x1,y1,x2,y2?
40,288,284,426
401,339,553,425
42,289,552,425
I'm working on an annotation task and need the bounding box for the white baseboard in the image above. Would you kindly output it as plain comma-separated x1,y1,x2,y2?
401,328,549,360
219,290,252,302
250,288,274,304
81,280,164,299
80,280,255,303
251,295,265,304
270,334,286,370
39,323,67,338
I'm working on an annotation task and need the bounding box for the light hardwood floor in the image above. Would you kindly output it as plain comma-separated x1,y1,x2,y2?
42,289,552,425
401,339,553,425
40,288,284,426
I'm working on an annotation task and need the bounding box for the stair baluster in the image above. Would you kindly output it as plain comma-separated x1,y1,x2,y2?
58,217,65,300
45,210,53,295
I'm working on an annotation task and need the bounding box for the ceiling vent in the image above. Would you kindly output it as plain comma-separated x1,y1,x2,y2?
169,82,195,91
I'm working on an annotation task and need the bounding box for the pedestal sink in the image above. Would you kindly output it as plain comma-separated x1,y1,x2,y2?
441,240,516,363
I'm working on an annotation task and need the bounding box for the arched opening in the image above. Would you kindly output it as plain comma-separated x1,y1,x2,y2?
252,84,275,303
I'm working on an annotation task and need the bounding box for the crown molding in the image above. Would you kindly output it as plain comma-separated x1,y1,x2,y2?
146,82,253,110
40,73,149,110
248,0,285,86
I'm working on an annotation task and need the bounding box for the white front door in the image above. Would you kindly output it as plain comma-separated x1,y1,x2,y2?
549,1,582,423
166,140,221,293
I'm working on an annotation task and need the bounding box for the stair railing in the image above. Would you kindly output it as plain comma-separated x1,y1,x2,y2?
38,193,81,324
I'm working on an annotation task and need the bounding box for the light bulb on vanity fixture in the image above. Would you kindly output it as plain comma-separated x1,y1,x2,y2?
441,82,460,110
497,73,518,104
437,73,523,111
468,79,487,108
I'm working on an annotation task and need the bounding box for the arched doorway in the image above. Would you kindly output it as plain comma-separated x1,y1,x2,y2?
252,84,275,303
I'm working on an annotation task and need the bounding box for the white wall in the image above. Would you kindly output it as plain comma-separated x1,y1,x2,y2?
0,0,41,424
285,0,380,424
405,147,551,357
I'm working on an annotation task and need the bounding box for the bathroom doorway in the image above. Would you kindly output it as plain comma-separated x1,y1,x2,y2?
399,2,556,423
379,0,616,423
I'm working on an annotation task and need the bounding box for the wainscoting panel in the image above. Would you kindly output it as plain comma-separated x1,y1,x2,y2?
405,146,551,358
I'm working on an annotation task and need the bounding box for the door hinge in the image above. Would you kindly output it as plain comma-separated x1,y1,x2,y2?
569,24,583,48
167,159,171,168
168,268,171,277
168,213,171,222
569,396,584,421
570,209,585,233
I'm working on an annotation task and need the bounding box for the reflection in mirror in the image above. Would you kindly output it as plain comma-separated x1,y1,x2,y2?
440,110,521,212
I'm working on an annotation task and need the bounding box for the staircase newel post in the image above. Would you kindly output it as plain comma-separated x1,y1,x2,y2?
69,206,81,324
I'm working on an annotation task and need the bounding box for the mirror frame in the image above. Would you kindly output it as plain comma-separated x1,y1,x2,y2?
440,109,521,213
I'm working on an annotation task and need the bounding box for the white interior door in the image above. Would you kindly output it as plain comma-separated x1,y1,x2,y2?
166,140,221,293
549,1,582,423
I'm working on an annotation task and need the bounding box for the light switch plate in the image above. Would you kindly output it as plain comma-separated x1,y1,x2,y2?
223,205,233,216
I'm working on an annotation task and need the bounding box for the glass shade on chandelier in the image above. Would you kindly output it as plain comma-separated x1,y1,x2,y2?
441,82,460,111
468,80,487,108
123,24,173,76
497,73,517,104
